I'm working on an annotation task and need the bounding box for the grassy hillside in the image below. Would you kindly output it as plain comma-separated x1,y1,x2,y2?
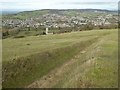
2,29,118,88
2,9,117,20
2,10,49,19
52,30,118,88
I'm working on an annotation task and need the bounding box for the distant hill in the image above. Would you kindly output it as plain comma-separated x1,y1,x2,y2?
2,9,117,19
2,11,21,15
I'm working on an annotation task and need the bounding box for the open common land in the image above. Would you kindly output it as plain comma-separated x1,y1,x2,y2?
2,29,118,88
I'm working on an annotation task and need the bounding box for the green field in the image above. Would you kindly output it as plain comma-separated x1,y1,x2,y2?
2,29,118,88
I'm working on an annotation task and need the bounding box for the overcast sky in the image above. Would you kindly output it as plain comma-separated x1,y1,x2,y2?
0,0,119,11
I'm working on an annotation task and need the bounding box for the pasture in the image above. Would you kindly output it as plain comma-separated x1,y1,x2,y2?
2,29,118,88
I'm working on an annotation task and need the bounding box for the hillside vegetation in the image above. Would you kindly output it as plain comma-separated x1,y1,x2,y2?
2,9,118,39
2,29,118,88
2,9,117,19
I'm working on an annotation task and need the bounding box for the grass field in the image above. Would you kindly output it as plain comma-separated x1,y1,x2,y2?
2,29,118,88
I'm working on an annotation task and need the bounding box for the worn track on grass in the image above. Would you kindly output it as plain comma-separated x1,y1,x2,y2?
27,35,108,88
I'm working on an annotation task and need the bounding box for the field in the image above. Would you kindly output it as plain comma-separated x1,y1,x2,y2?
2,29,118,88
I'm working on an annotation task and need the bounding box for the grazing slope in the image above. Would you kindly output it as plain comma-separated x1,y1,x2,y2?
2,29,118,88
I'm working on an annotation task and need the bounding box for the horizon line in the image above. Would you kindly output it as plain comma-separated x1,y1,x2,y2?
2,8,118,11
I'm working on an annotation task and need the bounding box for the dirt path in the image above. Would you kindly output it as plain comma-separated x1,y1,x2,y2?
26,36,105,88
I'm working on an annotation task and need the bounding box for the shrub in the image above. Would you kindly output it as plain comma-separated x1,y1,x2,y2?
13,35,25,38
42,32,46,35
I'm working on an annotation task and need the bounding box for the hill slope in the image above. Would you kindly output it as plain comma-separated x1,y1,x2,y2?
2,29,118,88
2,9,117,19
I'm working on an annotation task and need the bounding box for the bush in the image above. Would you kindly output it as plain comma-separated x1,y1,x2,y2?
2,31,9,37
42,32,46,35
13,35,25,38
